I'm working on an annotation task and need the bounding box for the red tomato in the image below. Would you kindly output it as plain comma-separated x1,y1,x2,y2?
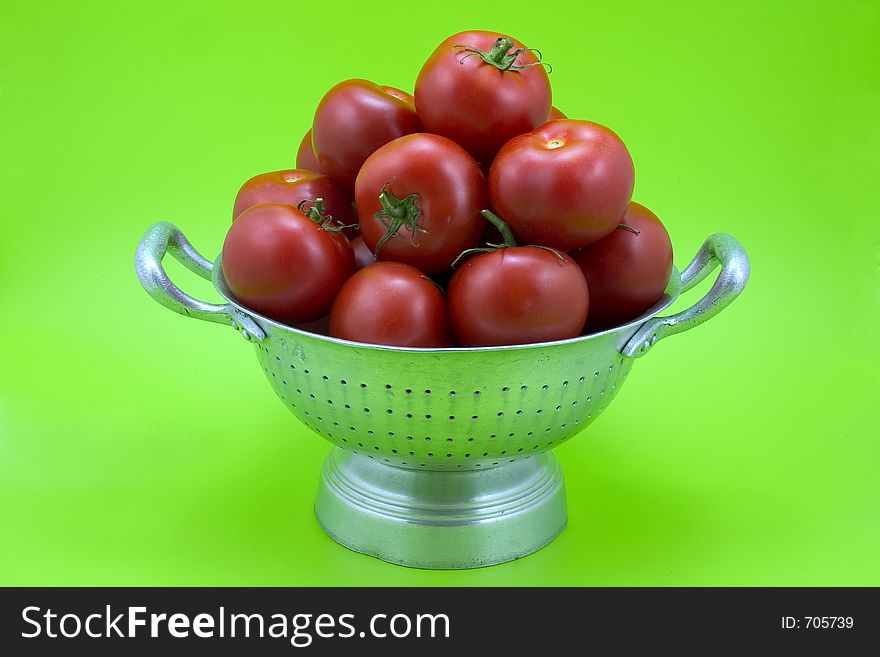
488,119,634,251
548,106,567,120
312,80,423,191
232,170,356,231
447,245,589,346
351,235,375,270
329,262,452,347
222,203,355,324
415,31,552,164
356,133,486,275
295,129,323,174
572,202,673,331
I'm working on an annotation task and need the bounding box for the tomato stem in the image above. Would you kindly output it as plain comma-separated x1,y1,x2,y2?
372,184,427,257
453,36,552,73
617,222,641,235
298,197,358,233
480,209,517,247
450,210,519,268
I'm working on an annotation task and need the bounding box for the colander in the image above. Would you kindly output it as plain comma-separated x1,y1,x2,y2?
135,222,749,569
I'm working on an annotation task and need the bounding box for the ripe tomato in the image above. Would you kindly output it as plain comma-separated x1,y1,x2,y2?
351,235,374,270
447,212,589,346
356,133,486,275
232,170,356,232
329,262,452,347
295,129,323,173
572,202,673,331
415,31,551,164
222,203,355,325
312,80,423,191
548,106,567,120
488,119,634,250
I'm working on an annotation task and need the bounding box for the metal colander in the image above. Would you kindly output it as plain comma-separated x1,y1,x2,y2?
136,222,749,569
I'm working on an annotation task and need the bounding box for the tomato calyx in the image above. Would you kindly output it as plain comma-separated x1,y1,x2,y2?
452,209,569,267
452,36,552,73
297,197,358,233
372,183,428,256
451,209,515,267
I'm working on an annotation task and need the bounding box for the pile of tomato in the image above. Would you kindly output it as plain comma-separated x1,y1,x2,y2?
222,30,674,348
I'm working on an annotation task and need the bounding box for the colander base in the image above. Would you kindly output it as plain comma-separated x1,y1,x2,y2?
314,447,567,569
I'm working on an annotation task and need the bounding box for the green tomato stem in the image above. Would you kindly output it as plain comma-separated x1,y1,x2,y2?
372,184,427,257
297,197,357,233
480,209,517,247
453,36,551,73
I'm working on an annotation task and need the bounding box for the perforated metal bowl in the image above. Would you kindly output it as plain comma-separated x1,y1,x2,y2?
136,222,749,568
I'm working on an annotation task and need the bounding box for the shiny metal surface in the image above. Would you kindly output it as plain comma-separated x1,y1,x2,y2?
135,222,265,342
135,223,749,568
622,232,750,357
316,448,566,569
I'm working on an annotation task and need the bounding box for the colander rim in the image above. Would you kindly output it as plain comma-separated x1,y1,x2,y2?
212,255,682,353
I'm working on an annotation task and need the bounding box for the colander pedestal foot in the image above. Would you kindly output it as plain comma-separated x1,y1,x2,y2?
314,447,567,569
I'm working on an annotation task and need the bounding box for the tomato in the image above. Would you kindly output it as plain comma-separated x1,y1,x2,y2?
447,212,589,346
415,31,552,164
572,202,673,331
222,203,355,324
351,235,375,270
312,80,423,191
329,262,452,347
232,170,356,232
548,106,567,120
488,119,634,251
295,129,323,174
356,133,486,274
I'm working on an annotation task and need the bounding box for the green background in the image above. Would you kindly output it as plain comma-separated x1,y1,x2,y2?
1,0,877,586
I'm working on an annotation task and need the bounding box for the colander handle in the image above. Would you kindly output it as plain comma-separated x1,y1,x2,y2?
621,232,749,358
135,221,265,342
